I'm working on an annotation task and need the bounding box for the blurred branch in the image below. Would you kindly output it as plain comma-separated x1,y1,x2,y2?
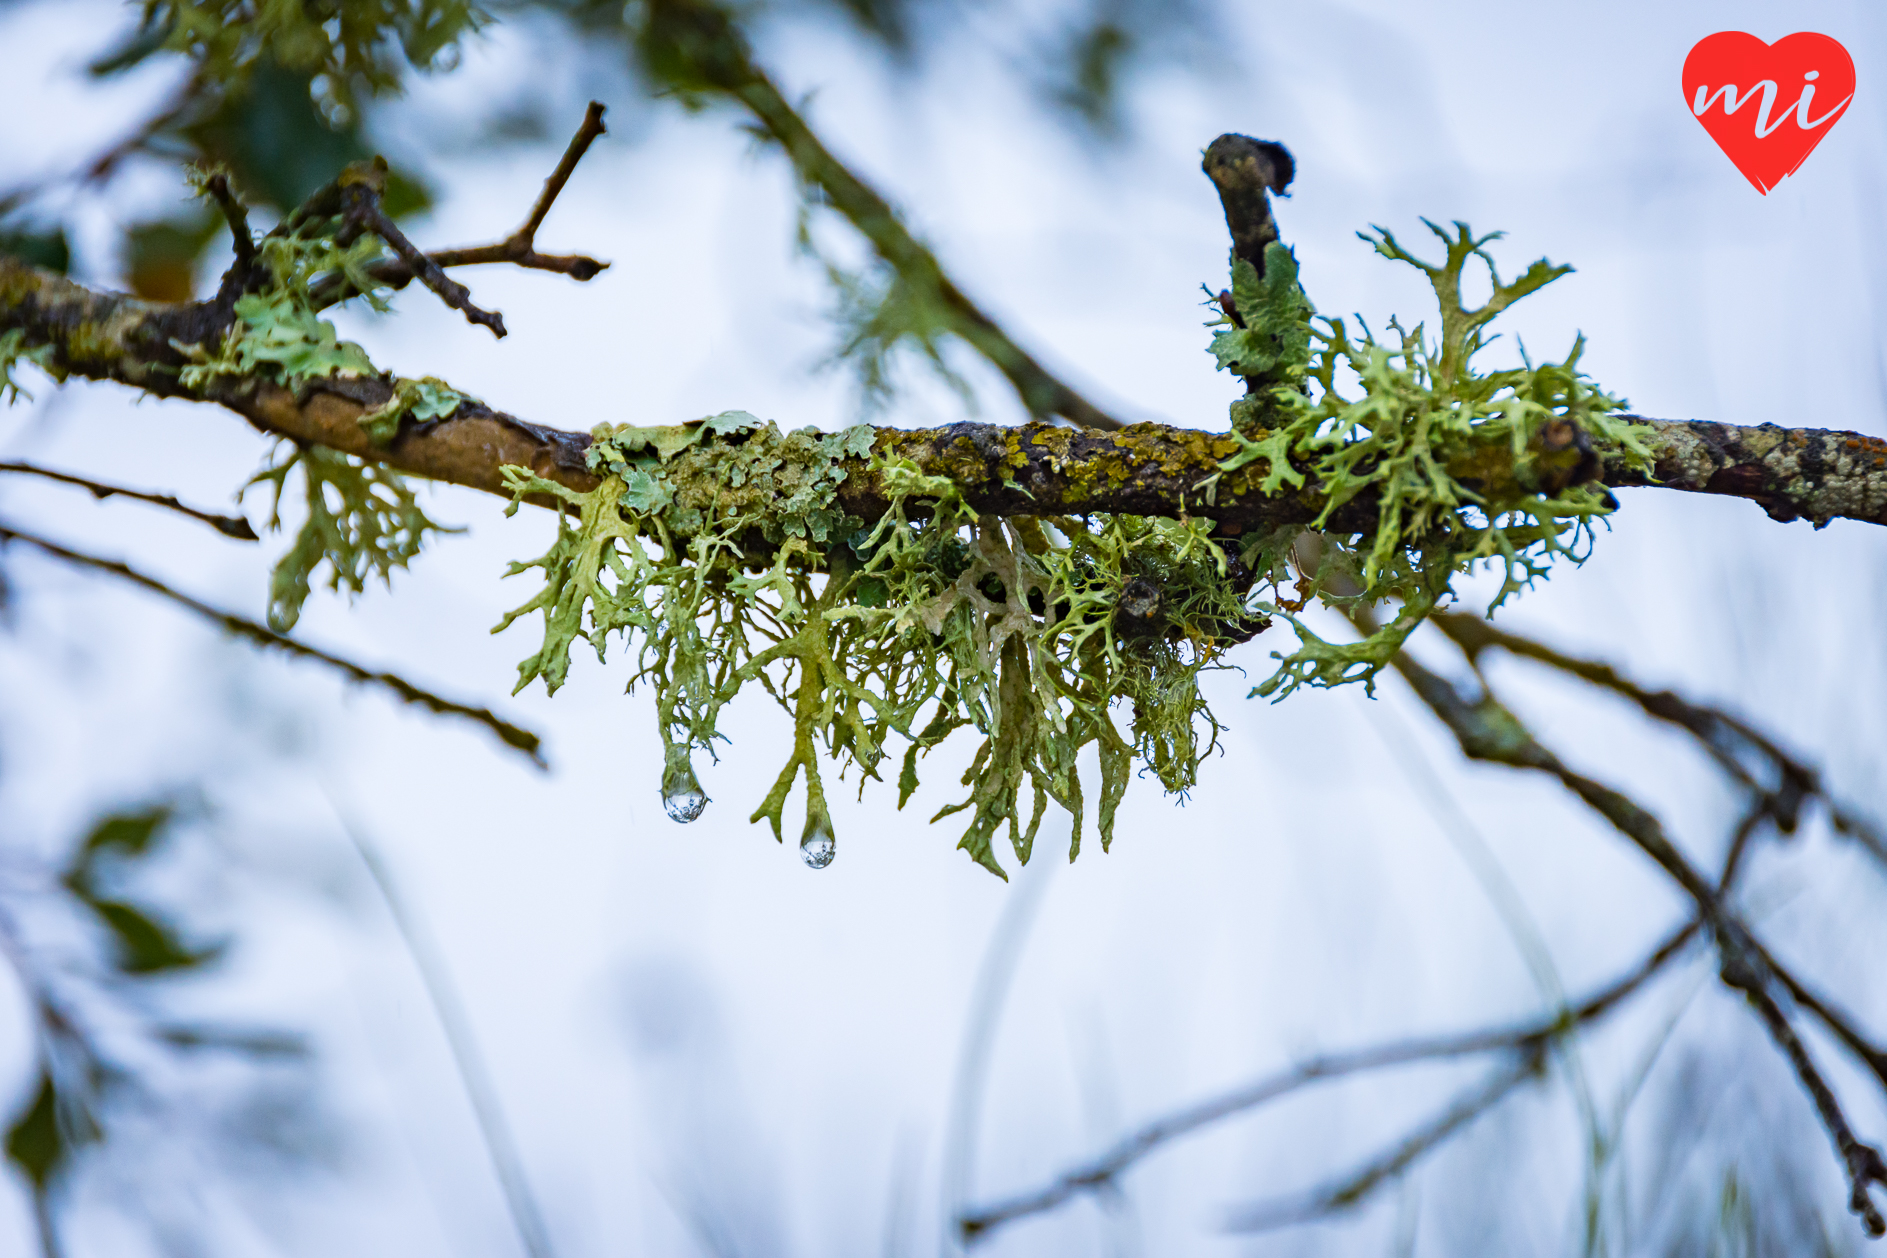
1431,611,1887,864
0,461,258,540
639,0,1126,431
0,522,546,766
327,802,559,1258
958,918,1701,1241
1221,1052,1542,1233
1392,626,1887,1237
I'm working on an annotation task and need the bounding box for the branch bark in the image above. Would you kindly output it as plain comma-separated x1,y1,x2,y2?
5,252,1886,534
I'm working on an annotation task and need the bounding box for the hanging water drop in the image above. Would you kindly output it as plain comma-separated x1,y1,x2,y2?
660,750,708,823
799,809,836,869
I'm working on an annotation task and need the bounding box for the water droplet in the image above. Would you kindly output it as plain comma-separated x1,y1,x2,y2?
660,752,708,824
799,811,836,869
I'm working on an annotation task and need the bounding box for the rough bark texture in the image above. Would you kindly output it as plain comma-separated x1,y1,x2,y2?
6,256,1887,533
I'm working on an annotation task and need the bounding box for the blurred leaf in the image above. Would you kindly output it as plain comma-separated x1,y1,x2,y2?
4,1066,95,1192
1053,18,1132,132
64,806,172,895
88,900,224,975
0,223,71,274
5,1071,64,1190
184,56,433,214
125,209,220,302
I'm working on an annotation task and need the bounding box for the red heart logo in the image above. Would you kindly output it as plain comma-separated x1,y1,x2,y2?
1683,32,1854,193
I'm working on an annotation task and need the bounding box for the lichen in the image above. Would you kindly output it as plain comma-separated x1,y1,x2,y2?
245,441,457,633
1208,220,1652,699
0,328,51,403
495,414,1247,876
359,375,466,444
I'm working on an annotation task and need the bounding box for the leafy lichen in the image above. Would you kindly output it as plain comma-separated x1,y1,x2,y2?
1210,221,1651,699
246,442,457,633
0,328,52,404
496,414,1246,876
493,222,1645,875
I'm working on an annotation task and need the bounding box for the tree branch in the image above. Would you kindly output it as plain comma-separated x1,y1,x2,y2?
958,918,1700,1241
1220,1052,1543,1233
1390,638,1887,1236
0,461,258,540
4,254,1886,537
306,103,611,313
640,0,1126,431
0,522,545,767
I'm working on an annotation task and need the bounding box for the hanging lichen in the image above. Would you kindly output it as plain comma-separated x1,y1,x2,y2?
491,221,1645,876
495,414,1250,877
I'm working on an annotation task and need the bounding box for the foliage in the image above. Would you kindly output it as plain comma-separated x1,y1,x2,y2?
1211,222,1653,699
496,416,1248,876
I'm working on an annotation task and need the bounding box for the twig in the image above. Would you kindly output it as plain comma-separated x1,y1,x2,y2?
1432,611,1886,857
0,461,257,540
326,800,560,1258
1220,1052,1543,1233
338,178,508,338
0,522,544,766
307,104,611,313
199,171,255,272
957,919,1699,1241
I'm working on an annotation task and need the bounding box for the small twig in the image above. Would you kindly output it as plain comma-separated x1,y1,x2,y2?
1220,1052,1543,1233
339,180,508,338
957,919,1698,1241
518,101,608,247
307,104,611,314
1432,611,1884,855
0,461,257,540
0,522,544,766
199,172,255,271
327,800,560,1258
1722,936,1887,1236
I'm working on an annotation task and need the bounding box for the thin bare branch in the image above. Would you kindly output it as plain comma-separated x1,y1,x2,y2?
1391,637,1887,1236
1432,611,1885,855
0,461,257,540
306,104,611,313
957,919,1699,1241
335,173,507,337
199,171,255,272
0,522,545,766
1220,1052,1542,1233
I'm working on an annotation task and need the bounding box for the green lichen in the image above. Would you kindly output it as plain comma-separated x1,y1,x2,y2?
245,442,457,633
359,375,466,443
0,328,52,403
1210,221,1652,699
496,415,1245,876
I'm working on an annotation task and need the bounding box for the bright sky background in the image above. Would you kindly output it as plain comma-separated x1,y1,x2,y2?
2,1,1886,1255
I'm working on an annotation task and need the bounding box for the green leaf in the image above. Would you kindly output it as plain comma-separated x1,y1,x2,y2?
64,806,173,897
5,1071,67,1191
88,900,224,975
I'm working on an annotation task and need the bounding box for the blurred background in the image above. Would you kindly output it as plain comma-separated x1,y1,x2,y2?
2,0,1886,1254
